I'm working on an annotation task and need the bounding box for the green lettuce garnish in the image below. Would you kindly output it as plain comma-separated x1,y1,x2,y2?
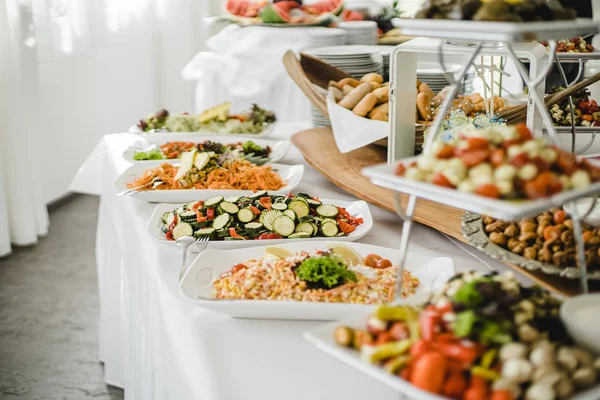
295,254,357,289
133,149,165,161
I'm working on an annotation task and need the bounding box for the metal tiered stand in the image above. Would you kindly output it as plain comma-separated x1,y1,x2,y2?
305,19,600,400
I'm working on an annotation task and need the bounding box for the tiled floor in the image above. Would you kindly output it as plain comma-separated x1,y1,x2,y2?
0,195,123,400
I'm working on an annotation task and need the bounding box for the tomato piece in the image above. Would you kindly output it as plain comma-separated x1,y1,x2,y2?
437,145,456,159
395,162,406,176
420,305,441,342
166,231,174,241
375,332,394,345
432,172,454,188
410,340,430,358
523,171,553,200
475,184,501,199
556,150,578,175
376,259,392,269
431,342,481,364
515,123,533,141
553,210,567,224
229,228,246,239
169,214,178,231
491,390,515,400
460,150,490,167
364,254,383,268
338,220,356,234
582,114,593,122
258,233,283,240
490,148,505,167
410,352,448,394
510,152,529,167
231,264,247,274
259,197,272,210
442,370,467,398
389,322,409,340
249,206,261,215
466,137,489,150
206,208,215,220
192,201,204,211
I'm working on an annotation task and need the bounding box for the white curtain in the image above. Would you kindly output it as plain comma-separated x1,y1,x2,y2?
0,0,216,256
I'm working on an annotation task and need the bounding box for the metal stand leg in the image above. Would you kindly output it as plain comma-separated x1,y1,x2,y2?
569,202,590,294
503,41,560,146
393,193,417,299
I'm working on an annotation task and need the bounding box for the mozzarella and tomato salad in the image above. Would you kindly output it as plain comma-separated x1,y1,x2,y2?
160,191,364,241
395,124,600,200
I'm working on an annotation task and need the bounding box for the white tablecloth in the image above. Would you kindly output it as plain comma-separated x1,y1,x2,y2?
72,122,535,400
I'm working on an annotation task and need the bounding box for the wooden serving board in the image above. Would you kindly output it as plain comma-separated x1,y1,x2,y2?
292,127,599,297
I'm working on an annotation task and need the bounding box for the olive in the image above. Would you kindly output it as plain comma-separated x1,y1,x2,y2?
460,0,481,20
473,1,510,22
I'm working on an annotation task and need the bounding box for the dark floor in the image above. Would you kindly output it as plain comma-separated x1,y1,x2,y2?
0,195,124,400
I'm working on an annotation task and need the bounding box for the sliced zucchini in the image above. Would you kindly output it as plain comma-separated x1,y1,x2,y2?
322,218,337,225
249,190,268,199
176,205,186,214
259,210,283,231
205,196,224,208
295,222,314,236
313,216,323,224
283,209,296,221
298,215,314,223
310,223,319,237
225,196,241,203
216,228,230,238
244,222,264,237
212,214,232,230
185,201,199,210
273,215,295,237
271,202,287,211
316,204,339,218
165,212,176,226
219,201,239,215
179,211,197,222
295,193,311,199
306,198,322,207
321,222,339,237
224,236,246,241
161,211,171,224
191,221,211,230
288,232,311,239
172,222,193,239
160,224,170,234
237,208,255,223
194,227,216,240
288,200,310,219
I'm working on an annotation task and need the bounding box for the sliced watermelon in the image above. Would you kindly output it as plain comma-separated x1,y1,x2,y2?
341,8,363,21
303,0,344,16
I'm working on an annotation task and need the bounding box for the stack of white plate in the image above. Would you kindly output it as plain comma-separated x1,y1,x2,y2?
338,21,378,46
311,105,331,127
379,46,393,81
304,45,384,80
417,62,475,95
307,27,347,48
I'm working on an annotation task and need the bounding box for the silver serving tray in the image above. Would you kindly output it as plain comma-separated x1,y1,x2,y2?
461,212,600,280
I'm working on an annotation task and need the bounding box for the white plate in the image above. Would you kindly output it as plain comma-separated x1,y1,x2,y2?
362,158,600,221
304,296,600,400
147,198,373,250
179,241,455,320
128,122,276,139
121,136,291,164
392,18,599,42
114,162,304,203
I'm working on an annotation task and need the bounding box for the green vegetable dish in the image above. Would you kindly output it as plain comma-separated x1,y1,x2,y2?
160,192,365,242
137,102,276,135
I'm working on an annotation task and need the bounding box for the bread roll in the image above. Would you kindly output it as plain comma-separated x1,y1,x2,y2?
369,102,389,117
370,111,388,122
372,87,389,103
416,79,422,88
360,73,384,84
352,93,378,117
382,82,390,87
367,81,381,90
328,86,344,102
342,84,354,95
416,91,434,121
338,82,371,109
418,82,432,94
328,80,342,89
338,78,360,88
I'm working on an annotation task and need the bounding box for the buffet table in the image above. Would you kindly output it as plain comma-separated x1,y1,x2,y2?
73,122,537,400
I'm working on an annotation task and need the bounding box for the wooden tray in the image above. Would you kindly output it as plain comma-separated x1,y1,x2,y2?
292,127,599,297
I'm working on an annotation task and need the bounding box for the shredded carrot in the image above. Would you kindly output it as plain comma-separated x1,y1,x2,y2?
126,160,285,192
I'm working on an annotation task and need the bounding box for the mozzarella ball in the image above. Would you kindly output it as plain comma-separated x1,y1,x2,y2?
571,170,591,189
494,165,518,182
519,164,539,181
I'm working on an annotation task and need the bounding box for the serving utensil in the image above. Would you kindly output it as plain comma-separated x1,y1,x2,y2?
117,178,164,197
176,236,198,282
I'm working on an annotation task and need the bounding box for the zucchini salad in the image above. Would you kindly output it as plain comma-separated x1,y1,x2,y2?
159,192,364,241
212,246,420,303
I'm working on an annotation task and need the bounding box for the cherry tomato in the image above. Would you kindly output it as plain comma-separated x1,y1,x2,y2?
364,254,383,268
582,114,593,122
437,145,456,159
523,171,553,200
432,172,454,188
257,233,283,240
410,351,448,394
475,184,501,199
460,150,490,167
556,150,578,175
231,264,247,274
442,370,467,398
395,162,406,176
554,210,567,224
510,152,529,167
515,123,533,141
490,148,505,167
376,258,392,269
466,137,489,150
491,390,515,400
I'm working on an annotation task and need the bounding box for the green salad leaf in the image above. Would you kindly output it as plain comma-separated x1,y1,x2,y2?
453,281,485,307
295,254,357,289
133,149,165,161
